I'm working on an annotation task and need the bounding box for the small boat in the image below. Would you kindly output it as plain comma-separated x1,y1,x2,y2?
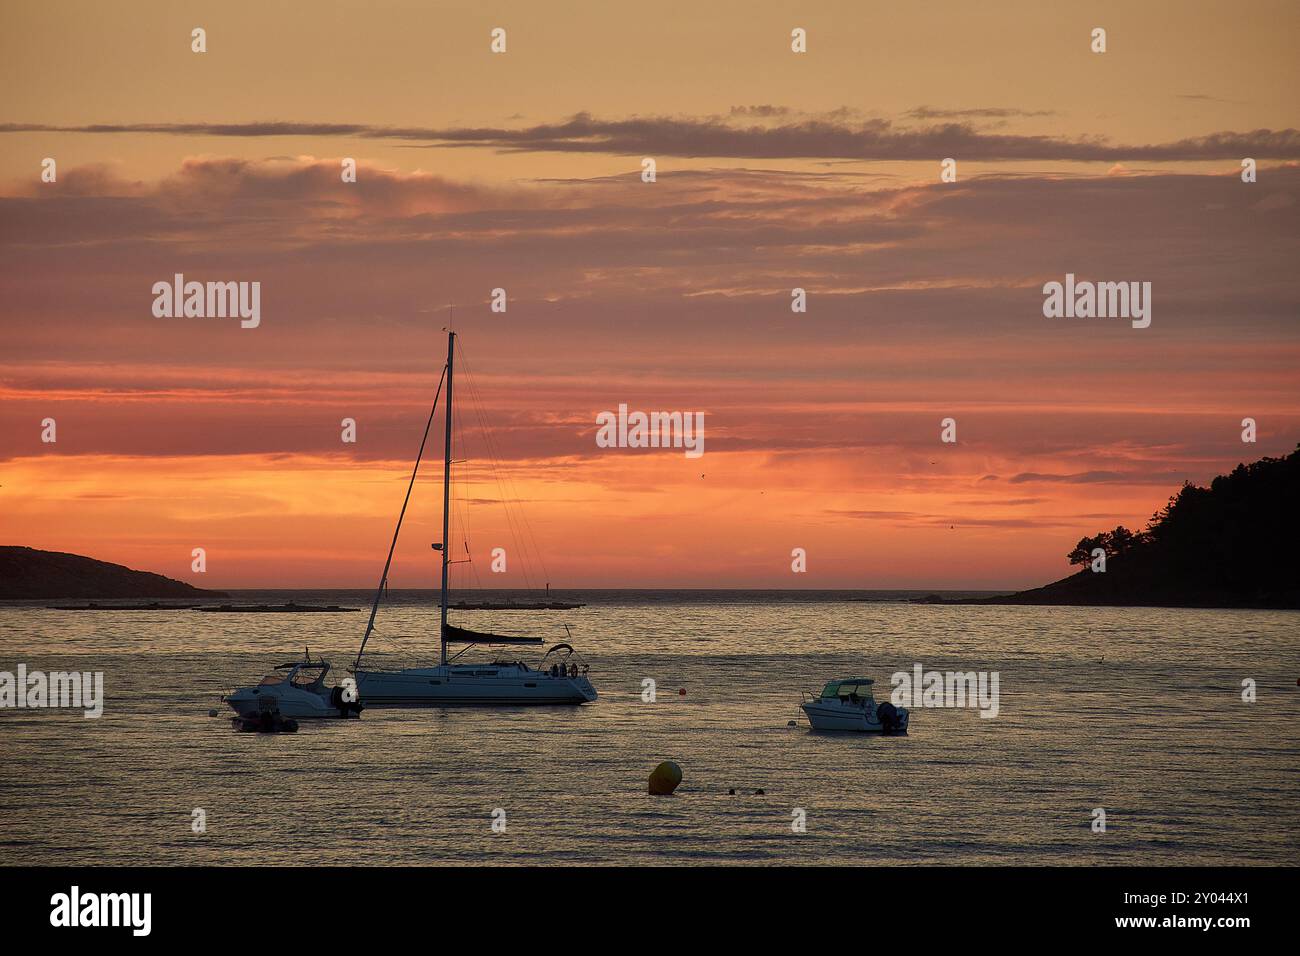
48,602,199,611
231,708,299,733
199,602,360,613
449,584,585,610
224,652,362,720
800,677,909,733
448,600,585,611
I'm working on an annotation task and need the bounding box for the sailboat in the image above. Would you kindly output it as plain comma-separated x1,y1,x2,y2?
350,330,597,707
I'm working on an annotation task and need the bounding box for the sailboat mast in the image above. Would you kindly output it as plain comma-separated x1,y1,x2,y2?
439,330,455,666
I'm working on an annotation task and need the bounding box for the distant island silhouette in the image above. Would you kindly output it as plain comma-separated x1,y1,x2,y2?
0,546,228,600
955,445,1299,609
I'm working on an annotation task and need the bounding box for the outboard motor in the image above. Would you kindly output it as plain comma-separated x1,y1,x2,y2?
330,685,363,717
875,701,899,733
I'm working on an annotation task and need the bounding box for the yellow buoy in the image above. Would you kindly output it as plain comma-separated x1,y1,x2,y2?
648,760,683,795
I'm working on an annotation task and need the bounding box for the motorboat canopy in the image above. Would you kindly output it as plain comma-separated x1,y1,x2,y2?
258,655,331,688
819,678,876,700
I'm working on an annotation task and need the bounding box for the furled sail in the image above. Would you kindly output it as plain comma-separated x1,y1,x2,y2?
442,623,544,645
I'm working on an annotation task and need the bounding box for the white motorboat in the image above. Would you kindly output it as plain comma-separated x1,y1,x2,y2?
224,652,362,720
800,677,908,733
350,329,598,708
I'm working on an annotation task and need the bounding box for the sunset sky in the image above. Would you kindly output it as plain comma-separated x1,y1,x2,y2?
2,1,1298,589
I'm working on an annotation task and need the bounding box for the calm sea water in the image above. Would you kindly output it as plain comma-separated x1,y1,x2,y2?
1,591,1297,866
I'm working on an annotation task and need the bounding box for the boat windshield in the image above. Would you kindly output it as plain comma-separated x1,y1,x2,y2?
258,673,285,686
820,681,842,698
822,680,874,700
290,666,327,688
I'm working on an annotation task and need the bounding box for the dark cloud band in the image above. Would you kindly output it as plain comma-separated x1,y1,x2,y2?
4,114,1299,161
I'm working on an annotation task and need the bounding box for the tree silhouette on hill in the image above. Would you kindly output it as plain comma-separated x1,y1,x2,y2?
1067,525,1140,568
997,444,1299,608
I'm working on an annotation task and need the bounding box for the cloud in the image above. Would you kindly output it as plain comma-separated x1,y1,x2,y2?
1006,471,1191,486
728,105,793,118
1007,471,1128,484
6,114,1300,161
823,509,1098,530
4,157,1299,363
904,106,1057,120
1175,93,1237,104
2,156,1297,471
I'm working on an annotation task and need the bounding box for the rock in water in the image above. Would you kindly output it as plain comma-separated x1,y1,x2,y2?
648,760,682,795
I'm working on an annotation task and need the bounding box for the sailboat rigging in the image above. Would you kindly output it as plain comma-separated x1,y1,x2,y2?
350,330,597,707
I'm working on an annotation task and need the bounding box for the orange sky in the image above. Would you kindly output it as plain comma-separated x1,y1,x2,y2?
2,1,1298,588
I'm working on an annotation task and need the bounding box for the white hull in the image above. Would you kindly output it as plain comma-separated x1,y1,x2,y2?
801,700,909,733
356,664,596,707
226,686,353,720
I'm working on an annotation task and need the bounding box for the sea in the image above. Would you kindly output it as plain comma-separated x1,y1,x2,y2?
1,590,1296,866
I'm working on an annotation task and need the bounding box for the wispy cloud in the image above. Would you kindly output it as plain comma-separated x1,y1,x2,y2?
903,106,1057,120
5,114,1300,161
1006,471,1189,486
